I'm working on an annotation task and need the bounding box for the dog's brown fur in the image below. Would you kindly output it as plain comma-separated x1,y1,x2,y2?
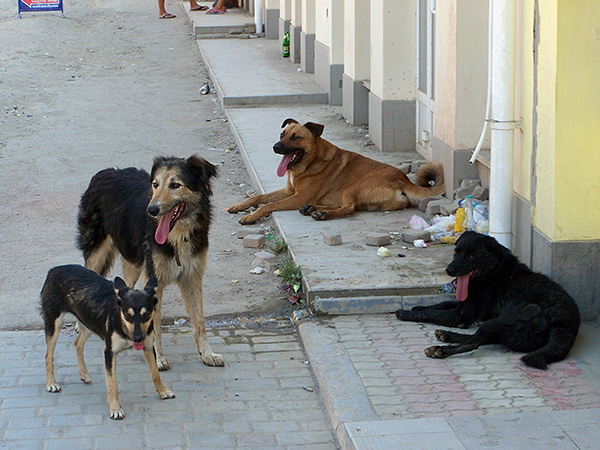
227,119,445,224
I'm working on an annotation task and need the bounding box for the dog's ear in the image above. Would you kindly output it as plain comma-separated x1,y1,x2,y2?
150,156,166,182
304,122,325,138
281,118,299,128
144,277,158,297
187,155,218,191
114,277,128,300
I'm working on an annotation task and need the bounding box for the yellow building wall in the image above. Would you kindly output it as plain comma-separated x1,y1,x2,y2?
554,0,600,240
532,0,600,241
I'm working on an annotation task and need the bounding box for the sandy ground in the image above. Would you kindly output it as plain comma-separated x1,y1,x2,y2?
0,0,292,330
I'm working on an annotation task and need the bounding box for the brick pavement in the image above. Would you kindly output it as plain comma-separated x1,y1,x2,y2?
0,322,337,450
332,314,600,421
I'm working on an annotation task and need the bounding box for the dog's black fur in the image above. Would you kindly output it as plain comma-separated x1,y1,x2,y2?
396,231,580,369
41,264,174,420
77,155,223,371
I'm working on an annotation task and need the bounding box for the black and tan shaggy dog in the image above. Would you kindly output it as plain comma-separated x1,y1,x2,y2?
396,231,580,369
77,155,223,371
41,264,175,420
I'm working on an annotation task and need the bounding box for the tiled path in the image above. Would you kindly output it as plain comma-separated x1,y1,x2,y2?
332,314,600,420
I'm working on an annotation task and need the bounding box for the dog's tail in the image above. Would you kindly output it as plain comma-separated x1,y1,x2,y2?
404,162,445,205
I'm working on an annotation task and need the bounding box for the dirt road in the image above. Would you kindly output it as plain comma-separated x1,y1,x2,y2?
0,0,290,330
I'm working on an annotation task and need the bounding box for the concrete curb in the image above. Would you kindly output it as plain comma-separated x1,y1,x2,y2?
296,317,378,449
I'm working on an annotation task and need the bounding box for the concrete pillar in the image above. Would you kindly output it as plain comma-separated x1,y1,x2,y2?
314,0,344,105
264,0,280,39
342,0,370,126
300,0,316,73
432,0,488,193
279,0,291,40
289,0,302,63
368,0,416,152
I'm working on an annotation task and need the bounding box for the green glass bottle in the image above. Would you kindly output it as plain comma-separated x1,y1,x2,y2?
282,32,290,58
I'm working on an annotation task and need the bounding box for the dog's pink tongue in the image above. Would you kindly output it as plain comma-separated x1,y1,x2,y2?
155,210,175,245
133,341,144,351
455,275,470,302
277,154,294,177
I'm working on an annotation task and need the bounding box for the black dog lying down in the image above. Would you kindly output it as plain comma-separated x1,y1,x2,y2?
41,265,175,420
396,231,580,369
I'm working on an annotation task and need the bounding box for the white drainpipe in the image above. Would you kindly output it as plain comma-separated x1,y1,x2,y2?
254,0,263,34
488,0,518,249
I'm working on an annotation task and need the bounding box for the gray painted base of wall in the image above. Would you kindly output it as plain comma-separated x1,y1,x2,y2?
432,137,479,196
265,8,279,39
342,75,369,126
278,18,290,41
532,230,600,321
368,93,415,152
512,194,533,268
289,24,301,64
300,32,315,74
314,40,343,106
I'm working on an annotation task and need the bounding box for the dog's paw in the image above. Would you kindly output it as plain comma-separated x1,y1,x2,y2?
299,204,315,216
79,372,93,384
158,389,176,399
424,346,446,359
395,309,415,321
202,352,225,367
46,383,62,393
311,210,328,221
110,408,125,420
156,356,170,371
434,329,451,342
239,215,257,225
521,353,548,370
411,305,428,311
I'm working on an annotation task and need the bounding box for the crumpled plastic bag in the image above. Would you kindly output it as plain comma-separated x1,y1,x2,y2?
409,215,429,230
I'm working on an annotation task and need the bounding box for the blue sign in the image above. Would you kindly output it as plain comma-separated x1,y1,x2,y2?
19,0,64,17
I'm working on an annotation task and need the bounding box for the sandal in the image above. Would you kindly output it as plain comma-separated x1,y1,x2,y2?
206,8,226,14
159,13,176,19
190,5,209,11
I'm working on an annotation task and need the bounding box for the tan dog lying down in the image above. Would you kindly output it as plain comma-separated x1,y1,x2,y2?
227,118,445,224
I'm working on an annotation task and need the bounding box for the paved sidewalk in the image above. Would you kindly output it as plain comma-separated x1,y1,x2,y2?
0,324,337,449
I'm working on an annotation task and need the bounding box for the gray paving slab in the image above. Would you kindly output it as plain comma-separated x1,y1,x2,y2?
0,326,337,449
197,38,328,106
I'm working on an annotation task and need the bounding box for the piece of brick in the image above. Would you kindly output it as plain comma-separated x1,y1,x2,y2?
440,200,461,215
426,199,452,216
419,196,443,212
401,229,431,243
243,234,265,248
323,234,342,246
460,179,482,188
472,185,489,201
237,228,265,239
365,233,391,246
254,251,278,263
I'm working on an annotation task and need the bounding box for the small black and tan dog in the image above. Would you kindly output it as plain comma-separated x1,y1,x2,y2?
41,264,175,420
396,231,580,369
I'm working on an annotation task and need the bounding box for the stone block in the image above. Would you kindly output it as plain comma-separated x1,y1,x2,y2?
426,199,453,216
323,234,343,246
243,235,265,248
237,228,265,239
398,163,412,174
419,196,443,212
411,160,427,173
454,183,477,200
254,251,278,263
440,200,461,215
401,229,431,243
365,233,390,246
460,179,481,188
472,186,489,201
